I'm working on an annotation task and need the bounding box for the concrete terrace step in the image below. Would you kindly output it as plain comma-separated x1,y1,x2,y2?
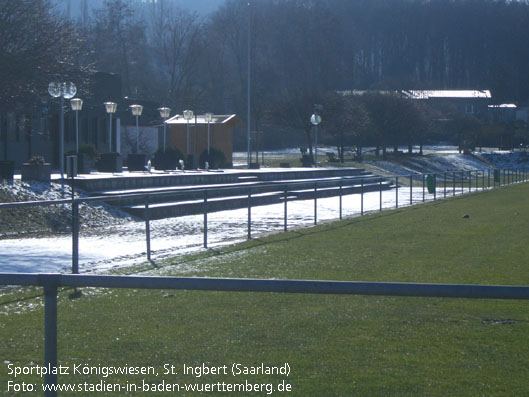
67,167,392,219
125,179,391,220
72,167,368,193
91,174,387,208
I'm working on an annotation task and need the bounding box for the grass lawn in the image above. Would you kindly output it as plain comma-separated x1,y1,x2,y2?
1,183,529,395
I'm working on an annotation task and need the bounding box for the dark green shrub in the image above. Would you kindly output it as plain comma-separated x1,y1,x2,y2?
154,147,184,170
199,147,227,169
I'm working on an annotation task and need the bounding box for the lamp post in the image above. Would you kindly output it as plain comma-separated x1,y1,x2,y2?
183,109,193,156
204,113,213,155
310,112,322,167
48,81,77,178
130,104,143,154
104,102,117,152
247,2,252,168
158,107,171,152
70,98,83,154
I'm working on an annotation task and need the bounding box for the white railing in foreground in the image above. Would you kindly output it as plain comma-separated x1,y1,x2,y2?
1,272,528,396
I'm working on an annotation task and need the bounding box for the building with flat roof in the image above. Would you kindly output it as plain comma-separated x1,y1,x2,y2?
166,114,243,166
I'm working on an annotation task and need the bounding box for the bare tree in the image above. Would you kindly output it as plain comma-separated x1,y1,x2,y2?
320,93,371,162
149,4,202,108
0,0,84,112
91,0,148,97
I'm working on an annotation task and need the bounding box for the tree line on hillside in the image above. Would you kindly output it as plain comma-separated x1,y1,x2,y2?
2,0,529,155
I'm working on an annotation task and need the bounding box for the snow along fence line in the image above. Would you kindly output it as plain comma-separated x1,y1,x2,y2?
0,168,527,274
1,272,528,397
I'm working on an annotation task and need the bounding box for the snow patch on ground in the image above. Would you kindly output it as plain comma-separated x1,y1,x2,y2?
1,149,527,275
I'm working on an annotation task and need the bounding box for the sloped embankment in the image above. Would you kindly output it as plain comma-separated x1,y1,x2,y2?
0,180,132,238
360,151,529,177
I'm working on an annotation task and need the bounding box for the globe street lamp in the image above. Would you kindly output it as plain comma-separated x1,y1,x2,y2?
158,107,171,152
130,104,143,154
204,113,213,155
104,102,117,152
183,109,193,156
310,112,322,167
70,98,83,154
48,81,77,177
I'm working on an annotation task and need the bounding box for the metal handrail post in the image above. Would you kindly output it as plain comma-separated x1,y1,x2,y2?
314,182,318,225
422,174,425,202
72,201,79,274
410,174,413,205
203,191,208,248
361,179,364,216
395,176,399,209
145,197,151,262
379,178,383,212
248,188,252,239
339,179,343,219
43,281,58,397
433,174,437,201
284,186,288,232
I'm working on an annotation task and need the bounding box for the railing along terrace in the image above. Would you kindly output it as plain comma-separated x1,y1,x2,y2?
0,272,528,396
0,168,527,274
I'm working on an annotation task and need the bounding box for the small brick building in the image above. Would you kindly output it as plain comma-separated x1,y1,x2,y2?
165,114,243,166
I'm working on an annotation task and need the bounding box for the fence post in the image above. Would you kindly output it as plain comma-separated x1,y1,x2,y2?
339,179,343,219
361,179,364,216
203,190,208,249
248,188,252,239
284,186,288,232
488,169,491,189
469,171,472,192
395,176,399,209
43,280,58,397
72,201,79,274
422,174,425,202
314,183,318,225
410,174,413,205
461,171,464,194
444,172,447,198
453,171,456,196
379,178,383,212
433,174,437,201
145,197,151,262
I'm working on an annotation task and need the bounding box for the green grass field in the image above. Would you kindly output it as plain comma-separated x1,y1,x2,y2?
1,183,529,395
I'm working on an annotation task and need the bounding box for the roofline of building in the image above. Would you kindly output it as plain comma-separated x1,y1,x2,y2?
166,114,242,125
